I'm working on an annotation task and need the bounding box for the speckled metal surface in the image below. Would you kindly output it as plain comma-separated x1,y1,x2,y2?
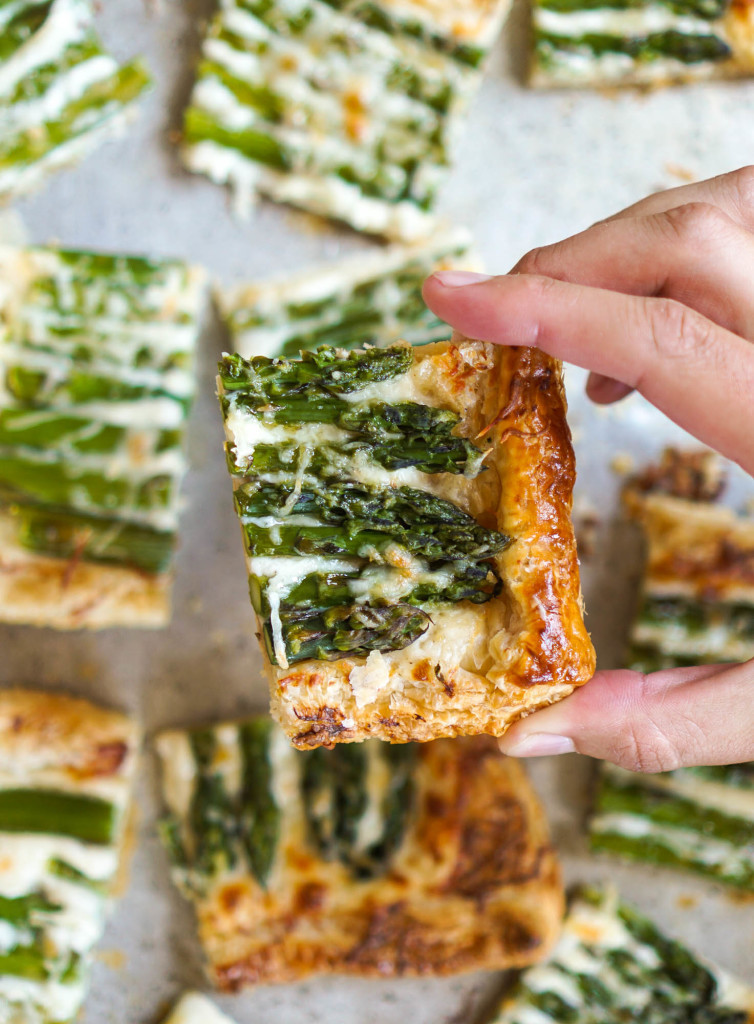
3,1,754,1021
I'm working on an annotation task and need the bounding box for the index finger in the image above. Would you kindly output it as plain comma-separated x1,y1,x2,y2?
604,165,754,230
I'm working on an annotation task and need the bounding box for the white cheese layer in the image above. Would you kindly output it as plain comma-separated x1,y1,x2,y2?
534,5,718,37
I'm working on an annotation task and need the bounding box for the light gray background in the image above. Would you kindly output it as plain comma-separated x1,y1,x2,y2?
4,1,754,1020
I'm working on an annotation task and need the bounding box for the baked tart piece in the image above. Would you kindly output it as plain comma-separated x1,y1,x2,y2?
0,0,151,204
491,887,754,1023
218,338,594,747
220,227,477,359
181,0,510,239
0,689,139,1023
0,245,206,629
157,716,563,990
590,449,754,891
530,0,754,88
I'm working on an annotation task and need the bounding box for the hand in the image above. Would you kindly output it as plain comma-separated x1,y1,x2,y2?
422,166,754,773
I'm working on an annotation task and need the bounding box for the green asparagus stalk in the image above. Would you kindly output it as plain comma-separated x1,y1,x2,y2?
238,720,280,888
590,774,754,890
278,0,487,68
0,0,53,62
188,731,238,880
0,945,54,983
536,28,732,64
236,480,508,561
48,859,109,894
301,745,367,863
231,434,485,477
262,603,431,665
639,596,754,642
11,504,176,574
219,345,413,398
250,559,499,618
0,59,152,176
0,453,174,519
351,745,416,878
3,363,189,408
301,742,416,875
0,892,62,924
0,789,117,845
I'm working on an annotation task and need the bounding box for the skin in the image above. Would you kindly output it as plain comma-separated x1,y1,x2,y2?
422,166,754,774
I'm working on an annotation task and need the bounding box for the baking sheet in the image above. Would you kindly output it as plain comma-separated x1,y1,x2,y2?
3,0,754,1020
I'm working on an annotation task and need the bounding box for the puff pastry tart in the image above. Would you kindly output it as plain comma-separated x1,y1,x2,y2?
157,717,563,990
591,448,754,892
218,338,595,747
491,886,754,1023
182,0,510,239
530,0,754,88
0,689,139,1023
219,226,477,359
0,245,206,629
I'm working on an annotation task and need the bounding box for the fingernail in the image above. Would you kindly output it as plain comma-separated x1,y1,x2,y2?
432,271,493,288
502,733,576,757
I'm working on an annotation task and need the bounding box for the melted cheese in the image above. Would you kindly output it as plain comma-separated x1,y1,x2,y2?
534,6,717,37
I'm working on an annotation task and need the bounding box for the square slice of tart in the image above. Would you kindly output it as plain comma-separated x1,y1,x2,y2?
181,0,510,240
0,688,139,1024
490,886,754,1023
589,448,754,891
218,338,595,747
530,0,754,88
219,226,478,359
157,717,563,990
0,0,152,204
163,993,238,1024
0,245,207,630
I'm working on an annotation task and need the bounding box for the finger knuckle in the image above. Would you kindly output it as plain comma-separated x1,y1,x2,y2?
728,164,754,212
611,677,684,773
661,201,732,246
516,246,550,276
645,297,716,362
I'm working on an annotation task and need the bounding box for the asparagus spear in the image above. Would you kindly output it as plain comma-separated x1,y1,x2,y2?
0,789,117,845
0,453,175,521
238,720,280,888
219,345,413,398
188,731,238,880
535,29,732,64
237,481,508,561
0,59,152,182
0,892,62,924
11,504,176,574
301,742,416,874
262,603,431,665
231,435,485,477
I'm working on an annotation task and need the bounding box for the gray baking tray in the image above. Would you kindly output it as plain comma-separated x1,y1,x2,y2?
3,0,754,1019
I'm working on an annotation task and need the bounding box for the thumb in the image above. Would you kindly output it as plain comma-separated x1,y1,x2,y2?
499,662,754,772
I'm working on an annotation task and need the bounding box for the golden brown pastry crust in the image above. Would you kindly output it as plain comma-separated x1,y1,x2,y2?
0,689,138,779
172,736,563,990
628,492,754,602
262,338,594,748
0,513,171,630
